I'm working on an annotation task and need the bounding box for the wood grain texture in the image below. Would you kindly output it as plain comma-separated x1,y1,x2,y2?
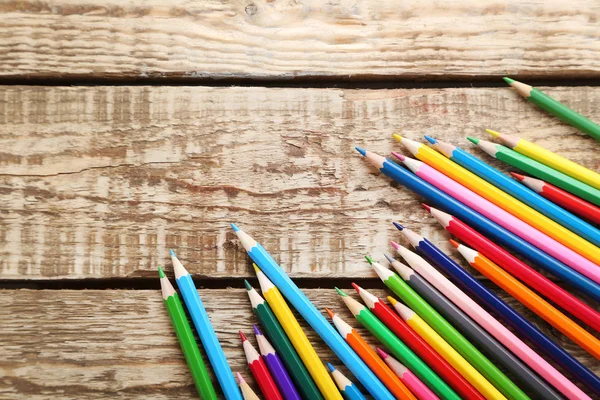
0,289,598,399
1,0,600,80
1,85,600,281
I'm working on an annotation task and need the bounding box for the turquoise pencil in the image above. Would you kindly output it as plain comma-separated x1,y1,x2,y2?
171,250,242,400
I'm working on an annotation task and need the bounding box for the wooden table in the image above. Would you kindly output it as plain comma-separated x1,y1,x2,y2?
1,1,599,398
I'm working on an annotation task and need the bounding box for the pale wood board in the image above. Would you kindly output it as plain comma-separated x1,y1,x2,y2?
1,0,600,80
1,85,599,281
0,289,598,399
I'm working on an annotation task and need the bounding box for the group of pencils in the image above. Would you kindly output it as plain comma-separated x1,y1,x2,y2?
157,78,600,399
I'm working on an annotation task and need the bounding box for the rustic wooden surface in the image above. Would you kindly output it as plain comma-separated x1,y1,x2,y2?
1,289,598,399
1,0,600,80
1,85,599,281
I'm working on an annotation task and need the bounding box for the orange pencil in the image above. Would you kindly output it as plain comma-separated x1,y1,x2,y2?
326,308,417,400
451,239,600,360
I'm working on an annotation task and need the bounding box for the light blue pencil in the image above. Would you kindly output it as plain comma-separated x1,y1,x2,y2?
231,224,395,400
425,135,600,247
170,250,242,400
327,363,367,400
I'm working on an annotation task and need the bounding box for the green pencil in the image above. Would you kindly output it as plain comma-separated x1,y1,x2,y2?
504,77,600,141
158,267,217,400
335,287,461,400
369,262,527,400
244,280,323,400
470,137,600,206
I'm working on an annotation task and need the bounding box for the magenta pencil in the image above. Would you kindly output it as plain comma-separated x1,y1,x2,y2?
377,348,439,400
392,152,600,285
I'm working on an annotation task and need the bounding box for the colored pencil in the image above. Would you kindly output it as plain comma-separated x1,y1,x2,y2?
377,349,439,400
170,250,242,400
395,230,597,399
470,137,600,206
353,281,485,400
384,254,562,400
336,288,461,400
424,135,600,247
355,147,600,300
327,364,367,400
426,205,600,332
394,152,600,285
504,77,600,141
233,225,394,400
487,128,600,189
512,172,600,225
245,280,324,400
237,372,261,400
254,325,302,400
452,239,600,359
326,307,416,400
241,330,283,400
390,298,506,400
252,264,342,399
158,267,218,400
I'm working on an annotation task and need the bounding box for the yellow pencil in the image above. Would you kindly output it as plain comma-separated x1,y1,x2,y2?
253,264,342,400
389,297,507,400
393,134,600,267
486,129,600,190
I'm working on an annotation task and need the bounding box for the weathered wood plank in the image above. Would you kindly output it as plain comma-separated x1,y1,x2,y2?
1,0,600,80
0,289,598,399
1,85,599,280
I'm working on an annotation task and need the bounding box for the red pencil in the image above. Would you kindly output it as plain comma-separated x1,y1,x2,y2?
426,205,600,332
352,283,485,400
240,330,283,400
512,172,600,225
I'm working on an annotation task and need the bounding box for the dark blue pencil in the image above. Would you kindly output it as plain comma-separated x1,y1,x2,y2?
397,227,600,396
424,135,600,247
355,147,600,301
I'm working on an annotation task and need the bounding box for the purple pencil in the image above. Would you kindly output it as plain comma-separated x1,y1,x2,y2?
254,325,302,400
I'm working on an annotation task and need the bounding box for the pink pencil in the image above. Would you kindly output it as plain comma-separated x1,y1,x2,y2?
377,348,439,400
392,152,600,285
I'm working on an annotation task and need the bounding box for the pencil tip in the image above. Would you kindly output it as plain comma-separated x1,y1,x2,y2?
503,77,515,85
169,249,176,257
351,282,361,293
376,348,389,359
230,223,240,232
391,151,405,161
393,222,404,231
253,324,261,336
384,254,395,264
355,146,366,156
390,240,400,250
325,307,335,318
239,330,247,341
244,279,253,291
424,135,437,144
236,372,244,384
157,266,166,278
335,287,347,297
327,363,335,372
485,129,500,138
421,203,431,212
392,133,403,142
364,255,374,265
252,263,260,273
387,296,398,305
510,172,525,181
467,136,480,145
449,239,460,248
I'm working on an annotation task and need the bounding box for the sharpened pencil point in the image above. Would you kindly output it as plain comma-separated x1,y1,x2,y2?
387,296,398,306
376,348,389,359
503,77,515,85
510,172,525,181
335,287,347,297
421,203,431,212
467,136,480,145
236,372,244,384
351,282,361,293
327,363,336,372
157,266,166,278
391,151,405,161
384,254,395,264
392,133,403,142
485,129,500,138
393,222,404,231
244,279,253,291
230,223,240,232
325,308,335,319
169,249,176,257
355,146,366,156
449,239,460,249
252,263,260,273
253,324,262,336
390,240,400,250
239,330,247,341
424,135,437,144
365,255,374,265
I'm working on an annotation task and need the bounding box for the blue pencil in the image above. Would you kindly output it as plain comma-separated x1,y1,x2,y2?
424,135,600,247
231,224,394,400
170,250,242,400
398,230,600,397
356,147,600,301
327,364,367,400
